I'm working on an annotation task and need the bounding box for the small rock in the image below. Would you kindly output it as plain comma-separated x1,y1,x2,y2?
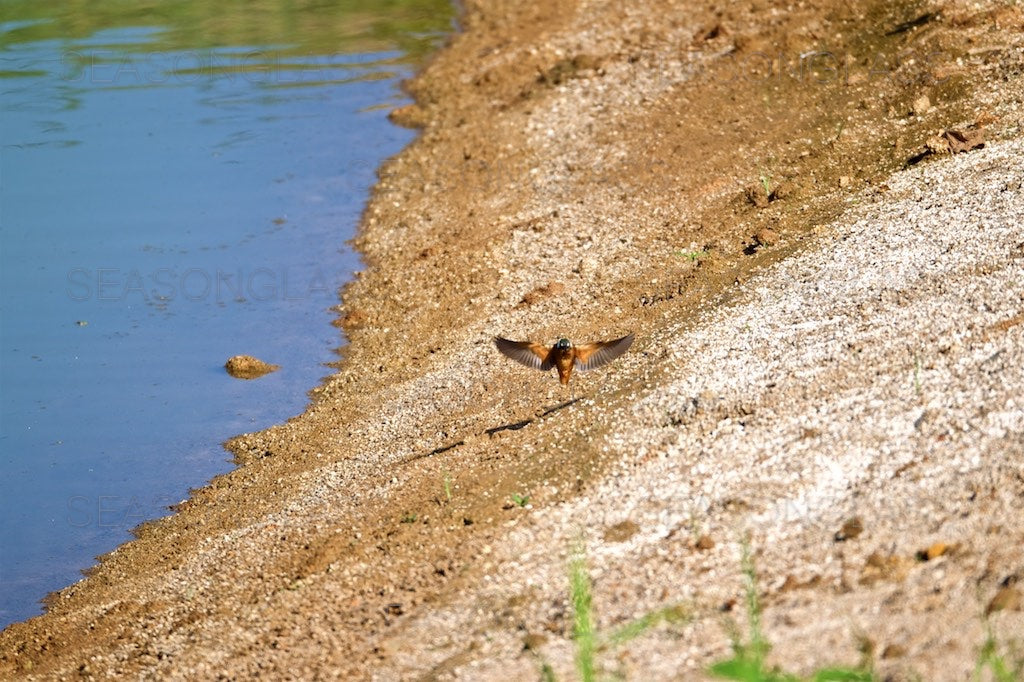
339,307,367,328
388,103,428,128
911,94,931,116
986,586,1022,614
517,281,566,307
522,633,547,651
780,575,800,592
924,134,950,155
745,184,770,208
861,552,913,585
572,54,601,72
754,228,779,248
771,180,795,200
839,176,852,188
537,58,578,86
694,23,726,44
575,255,599,276
225,355,280,380
881,643,907,659
923,128,986,158
944,127,985,154
694,534,715,550
779,574,822,591
604,520,640,543
834,516,864,542
918,542,953,561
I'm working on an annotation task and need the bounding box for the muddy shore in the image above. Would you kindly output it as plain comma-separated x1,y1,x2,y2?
3,0,1024,679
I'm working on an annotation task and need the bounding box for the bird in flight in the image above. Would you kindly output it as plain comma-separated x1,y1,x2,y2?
494,333,634,396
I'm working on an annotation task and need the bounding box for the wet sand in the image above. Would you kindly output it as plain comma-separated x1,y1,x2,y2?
3,0,1024,679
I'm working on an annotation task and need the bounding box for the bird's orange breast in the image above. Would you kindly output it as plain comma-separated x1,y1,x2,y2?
551,348,575,385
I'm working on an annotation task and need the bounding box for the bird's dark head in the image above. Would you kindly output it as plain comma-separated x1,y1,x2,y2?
555,338,571,350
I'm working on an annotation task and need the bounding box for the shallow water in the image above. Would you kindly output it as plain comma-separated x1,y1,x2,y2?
0,1,451,627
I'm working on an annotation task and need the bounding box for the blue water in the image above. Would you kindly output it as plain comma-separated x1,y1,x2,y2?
0,14,442,627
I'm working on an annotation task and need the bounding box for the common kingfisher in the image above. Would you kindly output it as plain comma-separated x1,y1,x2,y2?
494,333,634,394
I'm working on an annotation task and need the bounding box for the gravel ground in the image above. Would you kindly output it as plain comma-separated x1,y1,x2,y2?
371,136,1024,682
2,0,1022,679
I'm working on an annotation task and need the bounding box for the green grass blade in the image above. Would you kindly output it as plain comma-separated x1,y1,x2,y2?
570,543,597,682
605,605,689,648
709,656,762,680
740,538,768,665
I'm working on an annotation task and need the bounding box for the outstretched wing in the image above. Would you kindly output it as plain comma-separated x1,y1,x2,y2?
494,337,553,371
574,333,634,371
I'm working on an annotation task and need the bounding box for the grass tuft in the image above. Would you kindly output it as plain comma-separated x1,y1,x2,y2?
511,492,531,507
677,248,709,262
534,540,689,681
570,541,598,682
975,616,1024,682
534,537,1021,681
709,536,876,682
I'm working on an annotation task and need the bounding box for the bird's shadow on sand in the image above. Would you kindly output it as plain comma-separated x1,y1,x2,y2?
485,397,580,435
400,398,582,465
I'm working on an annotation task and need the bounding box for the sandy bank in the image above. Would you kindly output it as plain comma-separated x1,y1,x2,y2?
3,0,1023,679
